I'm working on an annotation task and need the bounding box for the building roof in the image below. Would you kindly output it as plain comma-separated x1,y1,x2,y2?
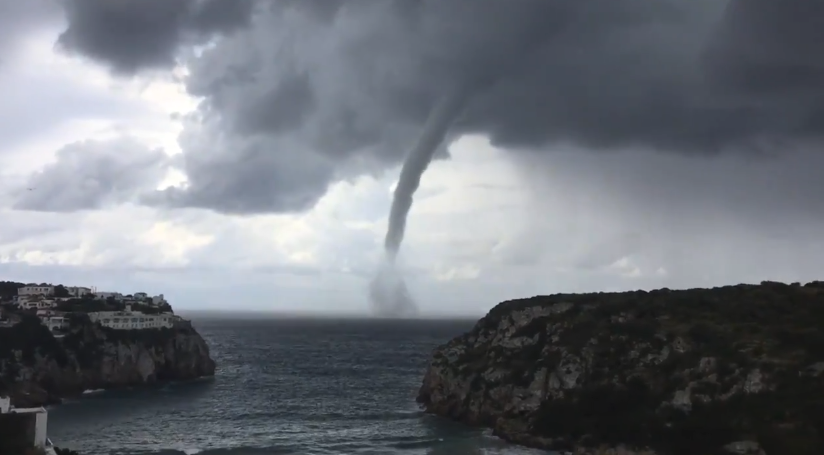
8,407,47,414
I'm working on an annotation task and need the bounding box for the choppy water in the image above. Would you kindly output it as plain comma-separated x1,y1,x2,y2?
48,317,549,455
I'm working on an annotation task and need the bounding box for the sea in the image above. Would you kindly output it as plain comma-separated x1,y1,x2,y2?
48,316,550,455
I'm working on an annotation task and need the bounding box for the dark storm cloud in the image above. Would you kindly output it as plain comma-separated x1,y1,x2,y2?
56,0,254,74
704,0,824,96
56,0,824,214
13,138,170,212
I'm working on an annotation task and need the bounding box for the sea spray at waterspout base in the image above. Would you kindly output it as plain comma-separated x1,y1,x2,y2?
369,89,474,317
369,260,418,317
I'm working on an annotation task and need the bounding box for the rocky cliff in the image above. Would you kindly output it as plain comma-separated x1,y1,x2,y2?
0,313,215,407
417,281,824,455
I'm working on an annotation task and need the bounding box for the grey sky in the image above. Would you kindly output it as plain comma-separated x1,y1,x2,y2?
0,0,822,315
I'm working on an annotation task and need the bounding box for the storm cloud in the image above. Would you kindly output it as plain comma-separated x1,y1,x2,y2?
13,138,170,212
47,0,824,215
56,0,255,74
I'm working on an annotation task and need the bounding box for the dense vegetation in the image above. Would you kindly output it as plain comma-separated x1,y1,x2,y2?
53,295,174,315
0,281,25,300
529,282,824,454
1,310,180,374
53,285,71,298
55,296,119,313
425,281,824,455
139,302,174,314
0,314,68,371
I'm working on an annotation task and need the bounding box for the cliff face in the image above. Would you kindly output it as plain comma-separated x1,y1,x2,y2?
417,281,824,455
0,314,215,407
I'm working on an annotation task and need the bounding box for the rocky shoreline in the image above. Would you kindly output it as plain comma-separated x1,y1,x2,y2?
417,281,824,455
0,312,216,408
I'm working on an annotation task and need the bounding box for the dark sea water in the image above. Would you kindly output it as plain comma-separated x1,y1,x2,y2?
48,317,549,455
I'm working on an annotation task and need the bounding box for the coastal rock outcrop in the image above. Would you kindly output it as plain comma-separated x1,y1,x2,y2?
0,313,215,407
417,281,824,455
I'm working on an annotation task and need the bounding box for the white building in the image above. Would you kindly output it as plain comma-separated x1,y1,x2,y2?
18,286,54,297
65,286,92,297
88,305,175,330
0,396,58,455
134,292,148,300
20,299,57,310
45,316,68,333
95,291,124,301
37,310,68,332
150,294,167,306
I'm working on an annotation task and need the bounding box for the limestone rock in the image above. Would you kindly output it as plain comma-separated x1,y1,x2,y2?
0,313,215,406
417,281,824,454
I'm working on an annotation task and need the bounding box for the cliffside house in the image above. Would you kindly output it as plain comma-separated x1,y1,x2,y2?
88,305,176,330
37,310,69,333
150,294,167,306
20,297,57,311
18,285,54,297
0,396,58,455
134,292,148,300
45,316,68,334
65,286,92,298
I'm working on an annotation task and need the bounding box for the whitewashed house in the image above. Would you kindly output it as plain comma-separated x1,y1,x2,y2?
150,294,167,306
65,286,92,298
36,310,68,332
44,316,68,333
20,299,57,310
134,292,148,300
88,305,175,330
18,285,54,297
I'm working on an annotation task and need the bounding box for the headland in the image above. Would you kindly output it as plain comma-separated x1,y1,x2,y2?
418,281,824,455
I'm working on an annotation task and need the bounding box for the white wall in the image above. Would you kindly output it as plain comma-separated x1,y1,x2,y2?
18,286,54,296
34,411,48,448
0,397,9,413
89,311,174,330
